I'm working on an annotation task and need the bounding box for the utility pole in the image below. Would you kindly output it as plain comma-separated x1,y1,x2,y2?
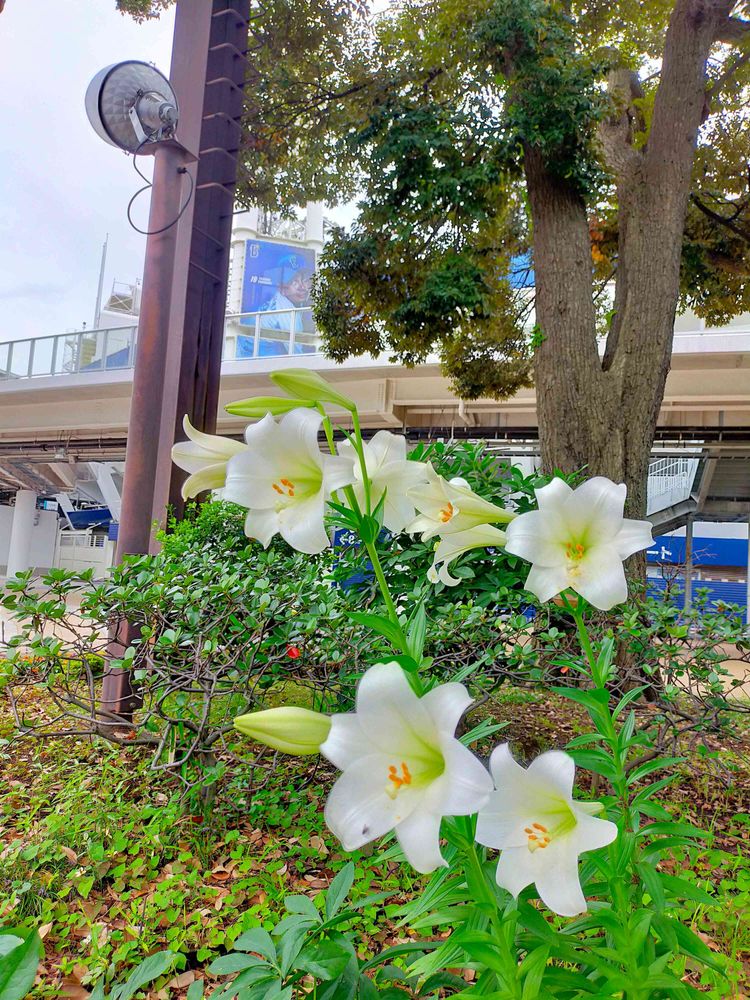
102,0,251,719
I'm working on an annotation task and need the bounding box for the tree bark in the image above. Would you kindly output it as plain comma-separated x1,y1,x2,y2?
525,0,737,520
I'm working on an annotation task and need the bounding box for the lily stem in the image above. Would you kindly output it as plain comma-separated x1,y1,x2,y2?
365,539,400,629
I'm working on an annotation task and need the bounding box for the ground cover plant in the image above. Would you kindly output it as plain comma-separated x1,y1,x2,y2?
1,370,748,997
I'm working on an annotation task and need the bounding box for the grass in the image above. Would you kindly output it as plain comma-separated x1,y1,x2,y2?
1,685,748,998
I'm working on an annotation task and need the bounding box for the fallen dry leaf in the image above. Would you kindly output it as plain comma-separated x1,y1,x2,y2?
60,980,90,1000
166,970,196,989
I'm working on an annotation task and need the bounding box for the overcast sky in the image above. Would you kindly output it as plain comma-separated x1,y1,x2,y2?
0,1,174,341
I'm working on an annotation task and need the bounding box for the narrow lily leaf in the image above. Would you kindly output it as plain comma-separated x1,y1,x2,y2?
347,611,406,651
325,862,355,921
627,756,685,785
406,602,427,662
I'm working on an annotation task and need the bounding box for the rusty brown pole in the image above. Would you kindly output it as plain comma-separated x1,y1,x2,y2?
101,142,189,719
101,1,250,719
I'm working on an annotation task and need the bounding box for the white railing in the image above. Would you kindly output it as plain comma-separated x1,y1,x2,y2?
0,308,319,382
223,308,319,360
646,456,700,514
0,326,138,381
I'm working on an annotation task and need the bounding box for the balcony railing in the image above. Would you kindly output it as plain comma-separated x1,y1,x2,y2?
0,308,319,382
646,456,700,514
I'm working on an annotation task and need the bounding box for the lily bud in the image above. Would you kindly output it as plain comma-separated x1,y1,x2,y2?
225,396,317,418
269,369,356,412
234,707,331,755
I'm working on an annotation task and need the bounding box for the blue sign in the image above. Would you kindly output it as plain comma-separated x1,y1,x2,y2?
241,239,316,317
647,535,748,568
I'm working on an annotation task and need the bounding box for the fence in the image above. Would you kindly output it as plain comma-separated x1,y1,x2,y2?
646,456,700,514
0,308,319,382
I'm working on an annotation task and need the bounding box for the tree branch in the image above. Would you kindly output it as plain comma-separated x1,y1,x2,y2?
691,192,750,241
715,15,750,43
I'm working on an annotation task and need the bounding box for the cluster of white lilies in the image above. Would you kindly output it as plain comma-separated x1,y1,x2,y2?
172,370,652,612
172,369,654,917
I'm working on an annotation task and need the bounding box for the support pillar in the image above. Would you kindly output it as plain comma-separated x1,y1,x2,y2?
683,516,694,613
6,490,36,578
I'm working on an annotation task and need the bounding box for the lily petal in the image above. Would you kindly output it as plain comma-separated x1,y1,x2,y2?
575,543,628,610
355,662,437,756
533,840,589,917
613,518,654,560
277,490,330,554
320,714,370,770
523,562,571,603
324,753,420,851
395,810,445,873
424,736,493,815
505,509,566,566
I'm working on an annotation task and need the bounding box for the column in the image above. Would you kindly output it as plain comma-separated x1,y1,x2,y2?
305,201,325,251
746,515,749,626
683,516,693,613
6,490,37,578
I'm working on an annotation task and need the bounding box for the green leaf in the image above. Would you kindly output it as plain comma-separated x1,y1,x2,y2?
209,954,268,976
317,956,359,1000
636,861,665,912
638,821,708,840
111,951,178,1000
277,922,312,977
406,603,427,661
358,516,381,545
671,920,726,973
452,930,506,973
233,928,277,962
295,938,352,981
325,863,355,921
260,986,292,1000
659,874,715,906
284,895,320,921
0,931,42,1000
347,611,406,651
627,756,685,785
186,981,204,1000
520,945,549,999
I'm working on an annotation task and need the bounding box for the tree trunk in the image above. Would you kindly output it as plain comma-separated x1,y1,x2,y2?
525,0,736,520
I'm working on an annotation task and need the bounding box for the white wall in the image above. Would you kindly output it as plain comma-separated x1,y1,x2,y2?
667,521,749,540
0,505,58,574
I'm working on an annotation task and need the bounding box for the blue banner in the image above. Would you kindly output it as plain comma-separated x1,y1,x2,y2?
647,535,748,568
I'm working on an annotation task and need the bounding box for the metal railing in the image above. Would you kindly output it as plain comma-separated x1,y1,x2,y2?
646,456,700,514
0,326,138,381
223,308,319,360
0,308,320,382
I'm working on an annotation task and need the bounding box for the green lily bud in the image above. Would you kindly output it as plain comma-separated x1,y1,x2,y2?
269,369,356,412
225,396,317,418
234,707,331,755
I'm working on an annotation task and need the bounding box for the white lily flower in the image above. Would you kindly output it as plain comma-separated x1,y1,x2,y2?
408,467,515,541
171,415,247,500
427,524,508,586
320,662,493,873
338,431,430,533
223,408,355,555
504,477,653,611
475,744,617,917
